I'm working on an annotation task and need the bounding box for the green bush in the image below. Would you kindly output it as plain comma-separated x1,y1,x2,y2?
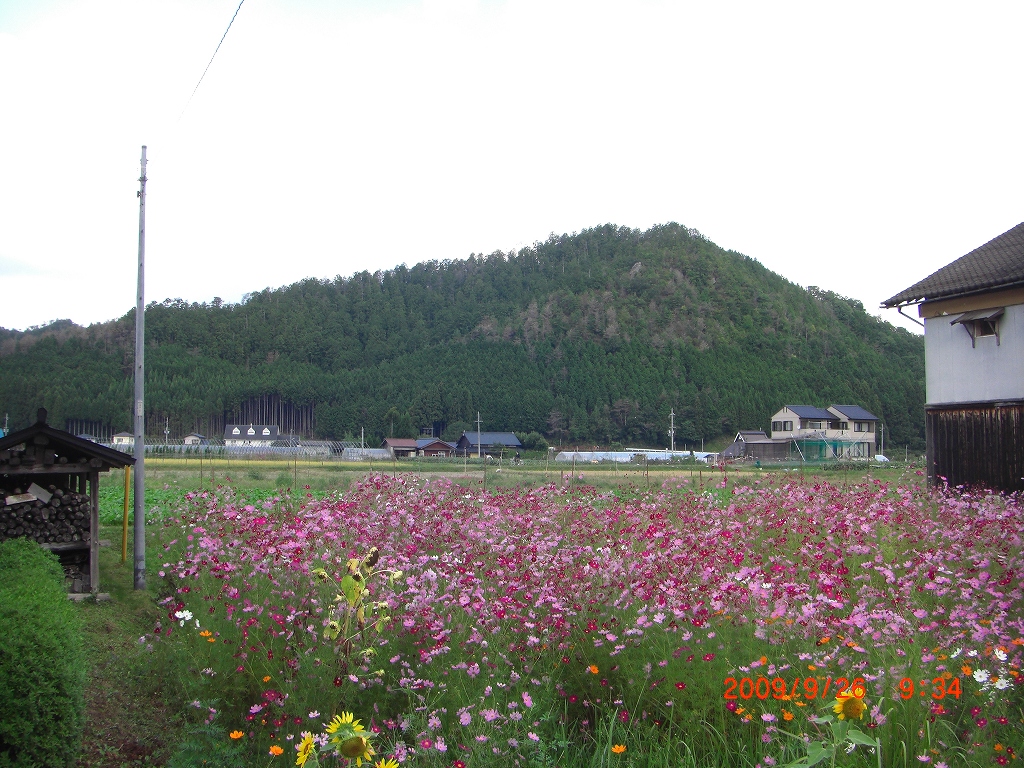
521,431,549,451
0,538,85,768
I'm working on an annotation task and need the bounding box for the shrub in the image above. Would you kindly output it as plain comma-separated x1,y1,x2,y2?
0,538,85,767
521,431,549,451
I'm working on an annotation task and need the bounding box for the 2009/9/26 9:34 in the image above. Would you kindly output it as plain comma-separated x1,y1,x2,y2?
722,675,963,701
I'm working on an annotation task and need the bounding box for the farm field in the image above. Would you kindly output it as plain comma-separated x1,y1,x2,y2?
76,461,1021,768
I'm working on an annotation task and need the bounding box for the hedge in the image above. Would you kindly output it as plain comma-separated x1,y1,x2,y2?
0,538,85,767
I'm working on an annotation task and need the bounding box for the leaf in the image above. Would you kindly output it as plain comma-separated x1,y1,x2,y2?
846,729,879,747
804,742,834,768
340,574,361,607
831,718,850,743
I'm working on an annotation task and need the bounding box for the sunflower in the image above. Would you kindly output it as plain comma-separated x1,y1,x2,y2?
338,736,375,766
375,760,400,768
325,712,365,736
833,688,866,720
295,733,316,767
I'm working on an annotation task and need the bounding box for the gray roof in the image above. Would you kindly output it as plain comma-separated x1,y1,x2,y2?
828,405,878,421
224,424,279,440
457,431,523,448
883,222,1024,306
785,405,835,420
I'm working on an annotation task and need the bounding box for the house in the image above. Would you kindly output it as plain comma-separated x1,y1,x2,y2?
382,437,419,458
112,431,134,445
455,431,523,457
416,438,455,457
769,405,878,458
883,222,1024,491
223,424,279,447
183,433,207,446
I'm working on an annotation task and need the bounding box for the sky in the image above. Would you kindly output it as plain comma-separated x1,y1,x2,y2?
2,1,1024,334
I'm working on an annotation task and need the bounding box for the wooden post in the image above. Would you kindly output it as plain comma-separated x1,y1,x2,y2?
122,466,131,562
89,471,100,594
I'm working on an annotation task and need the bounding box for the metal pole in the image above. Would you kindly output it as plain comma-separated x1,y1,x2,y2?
133,145,147,590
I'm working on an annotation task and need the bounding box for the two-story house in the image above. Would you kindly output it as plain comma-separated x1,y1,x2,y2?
769,404,878,458
883,222,1024,491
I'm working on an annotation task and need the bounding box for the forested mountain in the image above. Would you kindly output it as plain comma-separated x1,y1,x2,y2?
0,223,926,449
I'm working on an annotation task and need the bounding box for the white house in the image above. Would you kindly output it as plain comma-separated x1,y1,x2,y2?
112,431,134,446
883,222,1024,491
223,424,280,447
183,433,207,446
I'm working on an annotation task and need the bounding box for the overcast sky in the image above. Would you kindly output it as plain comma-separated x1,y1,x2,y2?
2,0,1023,334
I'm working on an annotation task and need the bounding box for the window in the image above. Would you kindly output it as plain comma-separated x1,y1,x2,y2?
840,422,848,431
784,421,793,431
807,420,823,430
772,421,783,432
950,307,1003,347
854,422,874,433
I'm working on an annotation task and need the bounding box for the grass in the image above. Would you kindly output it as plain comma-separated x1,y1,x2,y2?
75,526,180,767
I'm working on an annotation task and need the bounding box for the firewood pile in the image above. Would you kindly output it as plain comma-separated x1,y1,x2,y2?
0,484,91,545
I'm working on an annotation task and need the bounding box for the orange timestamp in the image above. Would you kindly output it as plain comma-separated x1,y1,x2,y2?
898,677,963,700
724,675,865,701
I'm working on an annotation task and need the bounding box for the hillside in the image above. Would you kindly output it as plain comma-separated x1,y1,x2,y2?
0,223,926,449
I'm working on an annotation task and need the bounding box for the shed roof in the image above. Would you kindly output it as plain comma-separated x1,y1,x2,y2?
382,438,419,449
0,408,134,472
457,431,523,448
784,405,835,420
828,405,879,421
416,438,454,450
883,222,1024,306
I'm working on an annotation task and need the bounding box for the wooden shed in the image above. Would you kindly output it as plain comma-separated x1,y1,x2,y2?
0,408,134,594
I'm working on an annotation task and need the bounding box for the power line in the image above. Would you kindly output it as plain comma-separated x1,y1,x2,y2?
179,0,247,119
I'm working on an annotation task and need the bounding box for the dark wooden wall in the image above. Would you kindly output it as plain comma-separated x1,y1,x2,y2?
926,401,1024,492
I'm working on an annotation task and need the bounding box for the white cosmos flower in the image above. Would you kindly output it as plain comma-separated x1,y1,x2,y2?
994,649,1007,661
994,678,1009,690
972,669,989,683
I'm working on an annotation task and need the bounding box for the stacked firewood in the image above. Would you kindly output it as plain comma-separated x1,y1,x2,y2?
0,486,90,545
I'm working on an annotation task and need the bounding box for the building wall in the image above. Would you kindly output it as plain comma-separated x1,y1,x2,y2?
924,302,1024,405
926,401,1024,492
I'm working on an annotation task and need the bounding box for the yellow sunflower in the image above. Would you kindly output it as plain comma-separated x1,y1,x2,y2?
375,760,400,768
833,689,866,720
325,712,365,736
338,736,375,766
295,733,316,767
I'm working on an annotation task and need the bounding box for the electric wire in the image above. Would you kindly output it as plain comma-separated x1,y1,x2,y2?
179,0,247,119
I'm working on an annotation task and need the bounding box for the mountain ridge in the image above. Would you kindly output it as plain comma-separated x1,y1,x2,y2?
0,222,925,449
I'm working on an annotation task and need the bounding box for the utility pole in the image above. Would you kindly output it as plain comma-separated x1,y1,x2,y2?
133,145,147,590
476,411,482,461
669,408,675,453
164,416,169,445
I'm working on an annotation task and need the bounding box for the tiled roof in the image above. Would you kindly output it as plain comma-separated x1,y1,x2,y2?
785,405,835,420
883,222,1024,306
383,438,419,449
828,405,878,421
224,424,279,440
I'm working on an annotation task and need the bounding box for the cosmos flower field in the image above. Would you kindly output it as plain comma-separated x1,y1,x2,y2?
149,473,1023,767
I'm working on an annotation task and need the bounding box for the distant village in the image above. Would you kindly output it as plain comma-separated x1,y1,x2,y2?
87,401,886,467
